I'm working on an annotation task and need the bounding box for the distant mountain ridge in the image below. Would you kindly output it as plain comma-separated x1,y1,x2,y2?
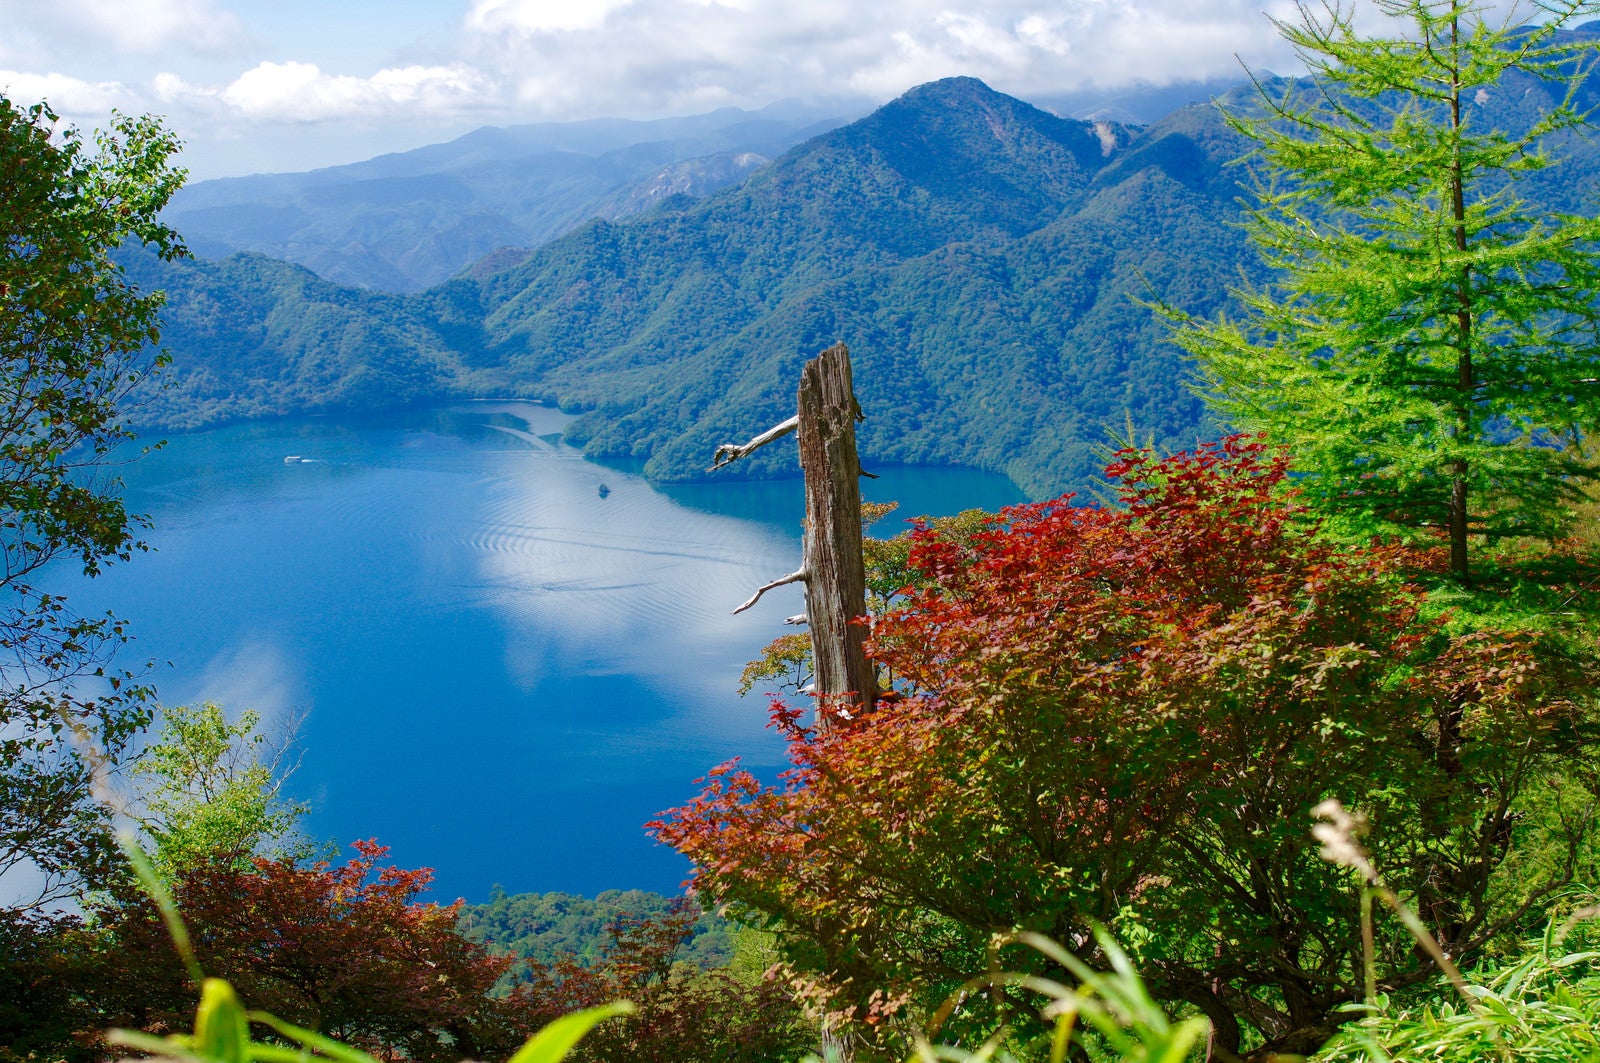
165,81,1242,297
136,58,1600,496
135,76,1257,496
166,102,857,292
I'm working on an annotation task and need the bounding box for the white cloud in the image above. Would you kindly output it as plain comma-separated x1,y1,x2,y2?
0,70,131,116
0,0,1317,176
457,0,1296,120
0,0,244,56
153,60,500,123
1015,14,1074,57
184,640,304,736
468,0,636,34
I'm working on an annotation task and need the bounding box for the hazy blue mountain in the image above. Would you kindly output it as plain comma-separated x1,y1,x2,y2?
166,101,859,292
1033,74,1249,124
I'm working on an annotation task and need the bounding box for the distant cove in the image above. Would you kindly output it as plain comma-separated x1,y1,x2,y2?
72,403,1023,900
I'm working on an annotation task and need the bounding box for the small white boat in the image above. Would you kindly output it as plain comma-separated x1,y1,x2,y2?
283,455,304,464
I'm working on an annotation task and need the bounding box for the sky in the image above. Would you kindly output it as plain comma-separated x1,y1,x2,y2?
0,0,1323,181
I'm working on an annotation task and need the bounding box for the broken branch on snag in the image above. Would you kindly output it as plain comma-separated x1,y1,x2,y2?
709,415,799,471
732,568,807,615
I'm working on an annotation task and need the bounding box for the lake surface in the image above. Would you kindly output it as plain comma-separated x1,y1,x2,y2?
70,403,1023,901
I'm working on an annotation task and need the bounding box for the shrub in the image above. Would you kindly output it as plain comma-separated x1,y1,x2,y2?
657,437,1600,1059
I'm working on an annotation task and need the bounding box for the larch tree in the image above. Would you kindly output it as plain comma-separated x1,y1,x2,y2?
1166,0,1600,582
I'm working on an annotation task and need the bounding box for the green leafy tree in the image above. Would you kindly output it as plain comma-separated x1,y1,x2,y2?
130,702,309,882
1166,0,1600,582
0,96,185,905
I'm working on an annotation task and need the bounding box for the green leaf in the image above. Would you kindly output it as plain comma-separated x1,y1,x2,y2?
245,1012,383,1063
506,1001,637,1063
193,979,251,1063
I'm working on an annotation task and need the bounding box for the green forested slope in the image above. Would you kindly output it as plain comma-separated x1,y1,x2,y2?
416,77,1253,496
120,249,464,427
130,78,1268,495
456,887,732,970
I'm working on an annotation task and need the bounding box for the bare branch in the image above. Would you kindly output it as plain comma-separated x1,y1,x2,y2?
732,568,807,615
784,613,808,626
709,415,799,471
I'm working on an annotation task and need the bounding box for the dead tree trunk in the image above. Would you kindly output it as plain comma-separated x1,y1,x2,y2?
712,342,877,726
796,344,877,720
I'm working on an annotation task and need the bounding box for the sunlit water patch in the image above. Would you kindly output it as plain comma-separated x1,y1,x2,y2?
63,403,1022,900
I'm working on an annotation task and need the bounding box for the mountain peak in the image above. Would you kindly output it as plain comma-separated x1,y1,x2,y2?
893,75,1003,104
787,74,1115,223
882,76,1053,125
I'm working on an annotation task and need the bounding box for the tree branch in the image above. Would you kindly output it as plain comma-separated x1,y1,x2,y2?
709,416,799,471
731,568,807,615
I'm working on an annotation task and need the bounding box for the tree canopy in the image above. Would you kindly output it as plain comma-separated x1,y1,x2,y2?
1166,0,1600,581
656,437,1600,1060
93,841,527,1063
127,702,309,883
0,96,184,905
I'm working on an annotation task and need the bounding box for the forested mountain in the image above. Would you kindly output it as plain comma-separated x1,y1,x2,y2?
119,249,464,427
137,77,1258,497
457,888,732,971
426,77,1255,496
165,103,855,292
131,30,1600,497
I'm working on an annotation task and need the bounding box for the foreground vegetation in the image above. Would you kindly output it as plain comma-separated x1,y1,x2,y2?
36,877,1600,1063
657,436,1600,1061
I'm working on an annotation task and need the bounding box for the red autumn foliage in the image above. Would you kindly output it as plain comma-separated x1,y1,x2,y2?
0,907,102,1063
95,841,535,1062
655,436,1599,1061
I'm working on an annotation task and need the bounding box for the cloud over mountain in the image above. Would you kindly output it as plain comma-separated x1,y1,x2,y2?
0,0,1303,177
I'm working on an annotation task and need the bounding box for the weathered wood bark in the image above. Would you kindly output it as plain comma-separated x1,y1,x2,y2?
796,344,877,720
712,342,877,728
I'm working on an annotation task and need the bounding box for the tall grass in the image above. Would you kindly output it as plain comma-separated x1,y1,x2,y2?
1313,907,1600,1063
914,929,1208,1063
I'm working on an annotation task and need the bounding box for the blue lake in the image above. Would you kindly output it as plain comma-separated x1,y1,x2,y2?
70,403,1023,901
